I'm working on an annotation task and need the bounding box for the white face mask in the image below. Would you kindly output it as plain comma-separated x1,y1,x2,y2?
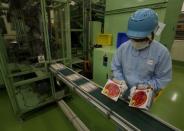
131,40,149,50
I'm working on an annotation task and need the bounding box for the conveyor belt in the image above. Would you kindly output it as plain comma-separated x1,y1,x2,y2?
50,64,179,131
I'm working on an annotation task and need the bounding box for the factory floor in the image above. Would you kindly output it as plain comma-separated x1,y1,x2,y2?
0,64,184,131
0,88,115,131
150,64,184,130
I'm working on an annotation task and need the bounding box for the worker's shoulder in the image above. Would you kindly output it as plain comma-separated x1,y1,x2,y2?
118,40,131,50
151,40,169,53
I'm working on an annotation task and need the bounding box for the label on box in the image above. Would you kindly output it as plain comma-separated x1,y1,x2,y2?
129,88,153,110
38,55,45,63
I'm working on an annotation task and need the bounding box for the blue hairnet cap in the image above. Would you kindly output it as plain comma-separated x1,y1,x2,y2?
127,8,158,39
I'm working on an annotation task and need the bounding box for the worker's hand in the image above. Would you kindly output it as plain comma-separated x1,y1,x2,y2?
129,86,136,100
112,79,128,97
112,79,125,85
137,84,153,90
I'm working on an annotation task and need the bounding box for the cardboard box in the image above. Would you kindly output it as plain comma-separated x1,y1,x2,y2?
101,79,127,101
129,88,153,110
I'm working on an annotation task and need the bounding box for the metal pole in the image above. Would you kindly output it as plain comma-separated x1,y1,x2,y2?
83,0,91,60
64,1,72,66
40,0,56,99
0,34,19,116
58,100,90,131
40,0,52,62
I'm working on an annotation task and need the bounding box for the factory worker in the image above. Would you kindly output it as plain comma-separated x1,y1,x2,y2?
112,8,172,99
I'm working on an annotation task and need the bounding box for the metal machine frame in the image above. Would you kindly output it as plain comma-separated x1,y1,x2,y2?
0,0,72,118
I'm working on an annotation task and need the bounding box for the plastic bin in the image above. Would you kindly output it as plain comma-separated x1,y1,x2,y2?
96,34,112,46
116,33,129,48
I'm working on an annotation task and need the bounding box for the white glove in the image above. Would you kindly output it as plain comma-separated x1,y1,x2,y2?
129,86,136,100
112,79,128,96
137,84,153,90
120,81,128,96
112,79,125,85
137,84,148,89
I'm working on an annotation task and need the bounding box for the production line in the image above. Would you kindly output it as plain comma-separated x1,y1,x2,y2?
0,0,184,130
50,63,179,131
